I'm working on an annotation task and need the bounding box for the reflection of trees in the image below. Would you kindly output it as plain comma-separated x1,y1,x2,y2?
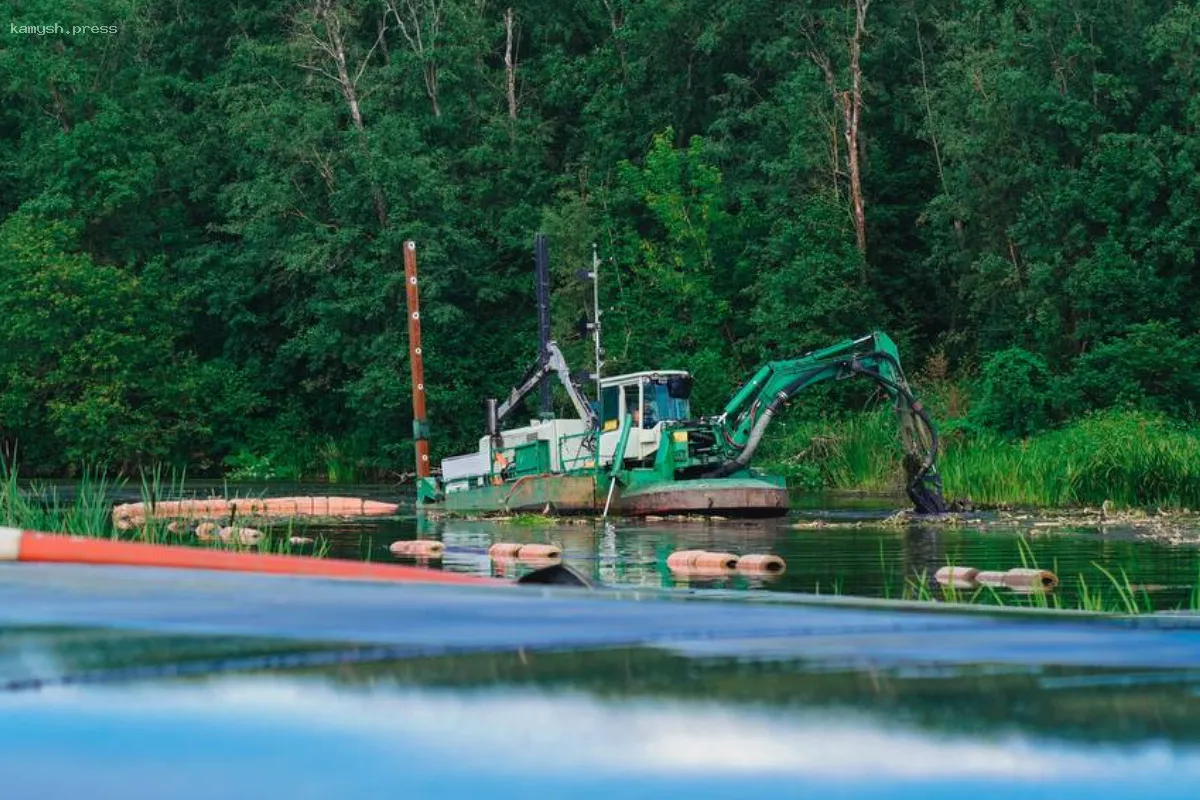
0,627,348,686
294,647,1200,745
11,626,1200,747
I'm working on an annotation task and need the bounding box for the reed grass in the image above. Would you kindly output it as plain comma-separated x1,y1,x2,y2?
0,459,115,535
762,409,1200,509
0,459,330,557
872,534,1192,614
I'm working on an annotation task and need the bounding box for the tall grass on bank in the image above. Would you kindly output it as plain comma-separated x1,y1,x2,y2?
0,460,329,557
864,536,1175,614
0,462,115,535
761,410,1200,508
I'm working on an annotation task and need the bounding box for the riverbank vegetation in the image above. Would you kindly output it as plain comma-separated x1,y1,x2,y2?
762,409,1200,509
0,464,329,556
2,0,1197,494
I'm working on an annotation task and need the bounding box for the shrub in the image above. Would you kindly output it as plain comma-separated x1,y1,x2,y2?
970,348,1057,437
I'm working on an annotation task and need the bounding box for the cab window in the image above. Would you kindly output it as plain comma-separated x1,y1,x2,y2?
649,381,690,422
600,386,621,430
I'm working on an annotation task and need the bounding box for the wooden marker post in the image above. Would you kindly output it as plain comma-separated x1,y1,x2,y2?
404,241,431,478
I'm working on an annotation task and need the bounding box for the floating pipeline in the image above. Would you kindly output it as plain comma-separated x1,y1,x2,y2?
516,543,562,560
736,554,787,575
486,542,563,562
1003,568,1060,592
219,526,263,546
488,542,524,559
0,528,495,587
665,550,709,571
935,566,1059,592
389,540,446,558
665,550,742,580
975,570,1011,588
934,565,980,590
693,552,739,571
666,550,787,578
112,496,401,529
195,522,220,542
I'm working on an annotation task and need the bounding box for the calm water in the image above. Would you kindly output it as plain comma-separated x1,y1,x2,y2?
220,486,1200,611
5,624,1200,798
42,479,1200,609
11,482,1200,797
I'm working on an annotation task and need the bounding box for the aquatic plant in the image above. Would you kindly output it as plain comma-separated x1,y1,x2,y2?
762,409,1200,509
0,459,115,535
0,459,330,558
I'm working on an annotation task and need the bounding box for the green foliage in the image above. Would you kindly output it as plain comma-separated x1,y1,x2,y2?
603,129,750,411
758,410,907,493
970,349,1056,438
0,214,252,469
1065,322,1200,418
939,411,1200,508
763,408,1200,510
0,0,1197,484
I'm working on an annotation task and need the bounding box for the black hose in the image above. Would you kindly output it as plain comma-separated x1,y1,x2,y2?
848,360,947,513
703,354,946,514
849,360,940,481
705,368,825,478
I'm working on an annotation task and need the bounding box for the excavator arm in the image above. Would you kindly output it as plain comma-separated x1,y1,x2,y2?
705,332,947,513
495,341,597,429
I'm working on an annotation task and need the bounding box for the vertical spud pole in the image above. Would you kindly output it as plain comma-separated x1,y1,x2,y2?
404,241,431,478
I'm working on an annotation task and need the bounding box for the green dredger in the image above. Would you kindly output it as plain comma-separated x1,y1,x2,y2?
406,238,946,517
416,331,947,518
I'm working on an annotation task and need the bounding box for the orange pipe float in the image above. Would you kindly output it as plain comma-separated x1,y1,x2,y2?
112,496,400,526
488,542,524,559
974,570,1008,588
692,552,738,571
934,566,979,587
195,522,220,542
389,540,446,558
665,550,707,571
737,554,787,575
1003,568,1059,592
0,528,494,587
517,543,561,561
219,526,263,546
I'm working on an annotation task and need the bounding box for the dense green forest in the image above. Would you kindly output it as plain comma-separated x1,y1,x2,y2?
1,0,1198,480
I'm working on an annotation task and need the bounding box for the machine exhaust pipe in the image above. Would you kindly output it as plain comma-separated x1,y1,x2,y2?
485,398,499,437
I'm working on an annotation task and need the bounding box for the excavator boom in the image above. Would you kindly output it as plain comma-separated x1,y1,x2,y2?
684,332,946,513
495,341,597,429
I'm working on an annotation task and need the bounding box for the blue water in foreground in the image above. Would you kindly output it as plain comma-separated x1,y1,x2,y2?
2,563,1200,798
4,676,1197,799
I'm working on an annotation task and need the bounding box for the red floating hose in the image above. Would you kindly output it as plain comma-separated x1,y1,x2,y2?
0,528,496,587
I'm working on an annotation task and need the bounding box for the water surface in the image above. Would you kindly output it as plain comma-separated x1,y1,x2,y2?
292,490,1200,611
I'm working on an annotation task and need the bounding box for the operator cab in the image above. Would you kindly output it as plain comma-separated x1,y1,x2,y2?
596,371,693,463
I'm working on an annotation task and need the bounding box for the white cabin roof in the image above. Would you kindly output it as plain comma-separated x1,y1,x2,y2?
599,370,690,388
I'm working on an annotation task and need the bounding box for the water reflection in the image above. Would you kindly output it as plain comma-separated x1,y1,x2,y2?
48,477,1200,609
302,509,1200,610
5,641,1200,798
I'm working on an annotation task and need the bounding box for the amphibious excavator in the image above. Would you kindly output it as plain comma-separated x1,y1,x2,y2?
418,331,948,517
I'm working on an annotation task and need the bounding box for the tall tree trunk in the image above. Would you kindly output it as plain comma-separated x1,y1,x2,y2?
301,0,390,229
386,0,446,118
810,0,870,258
504,7,518,121
845,0,868,257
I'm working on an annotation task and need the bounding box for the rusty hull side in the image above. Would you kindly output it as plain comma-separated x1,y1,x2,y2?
616,478,789,518
437,475,598,515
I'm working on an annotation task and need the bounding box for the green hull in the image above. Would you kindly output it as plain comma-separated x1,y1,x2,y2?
616,476,788,517
438,474,598,515
424,473,788,518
